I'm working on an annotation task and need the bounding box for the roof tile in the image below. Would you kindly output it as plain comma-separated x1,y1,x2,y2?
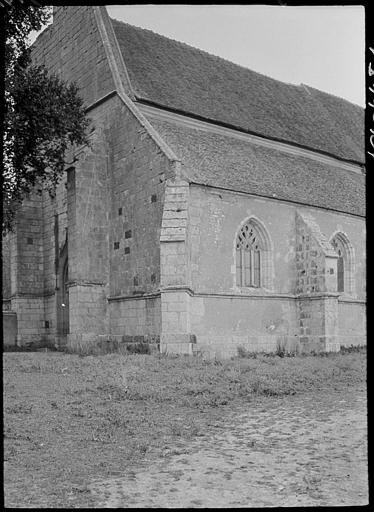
111,18,364,163
149,118,365,217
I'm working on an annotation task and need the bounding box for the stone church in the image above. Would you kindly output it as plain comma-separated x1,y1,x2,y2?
2,6,366,357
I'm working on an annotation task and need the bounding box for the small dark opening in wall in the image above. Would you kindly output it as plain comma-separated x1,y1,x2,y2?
151,273,156,283
330,268,334,274
134,276,139,286
151,194,157,203
118,207,122,216
27,237,33,245
125,230,132,239
125,247,130,254
45,321,50,329
114,242,120,250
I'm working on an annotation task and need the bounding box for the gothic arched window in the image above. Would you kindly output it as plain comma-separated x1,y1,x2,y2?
235,218,273,289
330,233,355,295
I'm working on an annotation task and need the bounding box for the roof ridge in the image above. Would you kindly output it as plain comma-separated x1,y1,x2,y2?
110,17,312,96
302,83,364,109
110,17,363,110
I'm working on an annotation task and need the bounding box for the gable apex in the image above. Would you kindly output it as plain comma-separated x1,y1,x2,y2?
31,6,134,107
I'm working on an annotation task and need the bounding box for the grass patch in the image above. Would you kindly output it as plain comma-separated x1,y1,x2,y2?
3,349,366,507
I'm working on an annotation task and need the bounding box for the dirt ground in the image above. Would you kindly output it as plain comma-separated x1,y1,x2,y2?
3,351,367,507
89,387,368,508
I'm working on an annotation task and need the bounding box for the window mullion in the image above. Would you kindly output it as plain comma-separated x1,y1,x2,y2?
250,249,254,287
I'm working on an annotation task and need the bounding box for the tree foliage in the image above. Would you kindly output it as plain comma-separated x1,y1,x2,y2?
2,2,90,233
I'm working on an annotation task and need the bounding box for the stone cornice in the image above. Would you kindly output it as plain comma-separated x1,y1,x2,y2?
108,292,161,302
190,182,365,219
160,287,366,304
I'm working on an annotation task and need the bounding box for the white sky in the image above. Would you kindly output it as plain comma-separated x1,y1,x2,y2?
107,4,365,107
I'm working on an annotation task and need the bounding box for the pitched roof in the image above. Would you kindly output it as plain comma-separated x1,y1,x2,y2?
149,117,365,217
111,18,364,164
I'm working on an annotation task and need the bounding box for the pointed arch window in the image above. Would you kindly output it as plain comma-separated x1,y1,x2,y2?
235,218,273,289
331,233,355,295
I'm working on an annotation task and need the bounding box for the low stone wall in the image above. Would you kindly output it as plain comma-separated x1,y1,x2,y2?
67,332,160,354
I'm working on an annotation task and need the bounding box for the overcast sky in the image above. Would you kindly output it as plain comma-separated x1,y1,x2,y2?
106,4,365,107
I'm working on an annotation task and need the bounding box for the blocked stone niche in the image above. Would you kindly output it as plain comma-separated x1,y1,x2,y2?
295,211,339,352
295,211,338,295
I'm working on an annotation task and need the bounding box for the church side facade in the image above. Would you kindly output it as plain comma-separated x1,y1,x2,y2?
2,6,366,356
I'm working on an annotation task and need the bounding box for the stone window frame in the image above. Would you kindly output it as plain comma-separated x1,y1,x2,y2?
234,216,274,291
329,231,355,296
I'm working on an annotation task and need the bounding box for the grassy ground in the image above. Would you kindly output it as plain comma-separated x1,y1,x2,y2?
3,348,366,508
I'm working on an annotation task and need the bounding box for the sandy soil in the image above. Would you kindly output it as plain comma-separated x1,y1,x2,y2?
89,387,368,508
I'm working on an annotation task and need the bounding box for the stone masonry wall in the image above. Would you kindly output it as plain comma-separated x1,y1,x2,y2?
31,7,116,108
2,234,11,299
109,295,161,337
108,97,176,299
13,194,44,297
3,229,17,347
182,186,365,357
338,300,366,347
189,294,298,358
25,5,117,348
9,193,45,346
41,176,68,345
27,6,179,348
106,98,179,343
3,312,17,347
295,211,339,352
63,107,111,348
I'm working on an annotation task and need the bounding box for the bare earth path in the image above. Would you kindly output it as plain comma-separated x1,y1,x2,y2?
89,387,367,508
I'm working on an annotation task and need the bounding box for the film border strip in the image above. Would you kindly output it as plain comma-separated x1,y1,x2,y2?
369,47,374,160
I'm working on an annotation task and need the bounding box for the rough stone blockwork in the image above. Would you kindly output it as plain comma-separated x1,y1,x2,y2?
295,211,337,295
295,211,339,352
